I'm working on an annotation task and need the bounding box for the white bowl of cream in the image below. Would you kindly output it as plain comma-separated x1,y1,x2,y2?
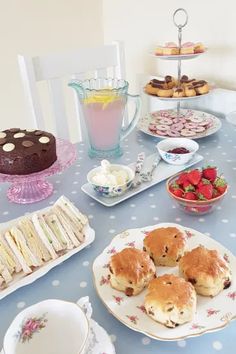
87,160,134,197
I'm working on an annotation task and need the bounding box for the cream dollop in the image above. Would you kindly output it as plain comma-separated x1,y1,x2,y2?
91,160,129,187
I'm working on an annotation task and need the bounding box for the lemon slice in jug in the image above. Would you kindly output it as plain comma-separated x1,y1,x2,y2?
84,89,120,108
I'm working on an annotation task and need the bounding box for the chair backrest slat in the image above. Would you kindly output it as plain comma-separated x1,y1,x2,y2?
32,45,119,82
18,55,45,129
48,78,70,140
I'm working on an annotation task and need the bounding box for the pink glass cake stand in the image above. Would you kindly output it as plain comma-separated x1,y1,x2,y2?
0,139,77,204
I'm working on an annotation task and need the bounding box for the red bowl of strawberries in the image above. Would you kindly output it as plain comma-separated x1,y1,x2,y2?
166,166,228,215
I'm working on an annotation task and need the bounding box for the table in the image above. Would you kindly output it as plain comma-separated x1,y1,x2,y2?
0,121,236,354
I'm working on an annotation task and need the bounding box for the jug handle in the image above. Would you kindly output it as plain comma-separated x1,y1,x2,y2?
121,94,141,140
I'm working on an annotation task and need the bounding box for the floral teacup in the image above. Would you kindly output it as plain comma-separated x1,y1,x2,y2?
3,299,90,354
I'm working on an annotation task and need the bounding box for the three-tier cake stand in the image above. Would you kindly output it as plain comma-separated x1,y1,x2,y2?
150,8,208,117
138,8,222,140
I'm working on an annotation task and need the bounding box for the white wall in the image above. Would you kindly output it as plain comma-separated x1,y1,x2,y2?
0,0,103,130
103,0,236,93
1,1,236,130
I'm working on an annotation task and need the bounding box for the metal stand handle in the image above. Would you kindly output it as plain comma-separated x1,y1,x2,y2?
173,8,189,118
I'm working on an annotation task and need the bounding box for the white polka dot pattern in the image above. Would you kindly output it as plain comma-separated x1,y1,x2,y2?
212,341,223,351
52,280,60,286
80,281,87,288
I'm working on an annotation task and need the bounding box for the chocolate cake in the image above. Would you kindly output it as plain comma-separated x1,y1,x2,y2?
0,129,57,175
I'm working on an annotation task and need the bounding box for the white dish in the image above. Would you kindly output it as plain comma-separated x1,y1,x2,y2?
138,109,222,140
81,153,203,207
93,222,236,341
149,50,207,61
0,210,95,301
156,138,199,165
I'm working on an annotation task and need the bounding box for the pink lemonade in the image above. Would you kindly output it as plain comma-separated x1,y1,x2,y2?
82,95,126,151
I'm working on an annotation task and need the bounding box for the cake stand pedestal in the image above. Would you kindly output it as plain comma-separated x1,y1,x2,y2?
0,139,76,204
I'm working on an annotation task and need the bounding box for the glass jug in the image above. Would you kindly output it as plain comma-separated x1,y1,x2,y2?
69,78,141,158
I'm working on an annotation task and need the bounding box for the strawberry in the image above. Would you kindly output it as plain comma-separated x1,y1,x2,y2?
176,172,189,186
214,177,227,194
172,189,184,198
197,178,211,188
212,188,221,198
202,166,217,183
188,169,202,185
197,184,213,200
183,180,195,192
184,192,197,200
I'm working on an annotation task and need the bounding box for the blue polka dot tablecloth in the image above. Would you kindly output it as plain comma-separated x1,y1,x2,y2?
0,120,235,354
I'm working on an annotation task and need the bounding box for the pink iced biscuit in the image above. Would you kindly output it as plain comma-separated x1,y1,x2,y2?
206,122,213,129
155,129,168,136
189,116,204,123
192,126,206,133
171,123,184,131
156,124,169,131
178,118,187,124
159,118,173,125
173,118,180,124
180,129,196,137
198,118,213,126
185,122,198,129
148,123,157,132
167,129,181,137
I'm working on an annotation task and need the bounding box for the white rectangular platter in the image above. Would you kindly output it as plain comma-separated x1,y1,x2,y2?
0,206,95,301
81,153,203,207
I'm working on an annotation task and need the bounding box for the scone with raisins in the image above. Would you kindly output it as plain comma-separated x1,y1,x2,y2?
109,248,156,296
179,246,232,297
143,227,187,267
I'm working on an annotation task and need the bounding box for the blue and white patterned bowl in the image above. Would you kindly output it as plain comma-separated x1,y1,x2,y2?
156,138,199,165
87,164,135,198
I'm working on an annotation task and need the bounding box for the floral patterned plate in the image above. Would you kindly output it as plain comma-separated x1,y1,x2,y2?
93,223,236,341
138,109,222,140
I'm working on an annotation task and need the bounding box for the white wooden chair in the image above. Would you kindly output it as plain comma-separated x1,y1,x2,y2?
18,41,126,142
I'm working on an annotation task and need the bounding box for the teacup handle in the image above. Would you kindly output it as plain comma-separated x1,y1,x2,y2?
77,296,93,320
121,94,141,140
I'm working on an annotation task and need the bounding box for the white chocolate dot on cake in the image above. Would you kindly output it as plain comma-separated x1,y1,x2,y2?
0,132,6,139
3,143,15,152
39,136,50,144
14,132,25,138
26,129,35,132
